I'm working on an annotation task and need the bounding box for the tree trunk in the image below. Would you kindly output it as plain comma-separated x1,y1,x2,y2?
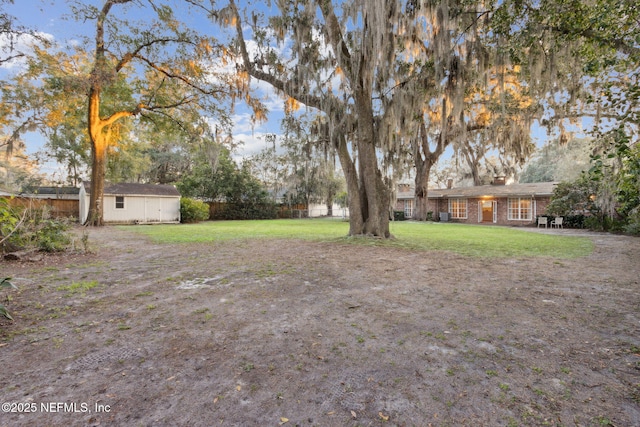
86,82,106,226
461,144,483,186
414,148,441,221
358,139,390,237
334,133,364,236
413,161,431,221
468,152,482,186
326,196,333,217
471,165,482,186
412,121,450,221
87,138,106,226
354,88,390,237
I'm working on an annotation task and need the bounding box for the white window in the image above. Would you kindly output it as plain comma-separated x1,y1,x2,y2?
404,199,413,218
508,197,532,220
115,196,125,209
449,198,467,219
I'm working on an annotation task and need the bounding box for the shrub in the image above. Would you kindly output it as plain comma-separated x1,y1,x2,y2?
1,199,71,253
546,178,598,217
393,211,406,221
0,278,17,321
623,208,640,235
217,200,278,220
563,214,586,229
180,198,209,223
37,219,72,252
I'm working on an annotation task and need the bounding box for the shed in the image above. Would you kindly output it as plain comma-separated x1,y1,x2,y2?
79,182,181,224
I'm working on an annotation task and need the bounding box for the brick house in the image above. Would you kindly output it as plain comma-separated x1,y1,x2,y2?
395,181,558,226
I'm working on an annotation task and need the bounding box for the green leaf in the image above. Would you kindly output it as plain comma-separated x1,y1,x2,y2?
0,305,13,321
0,278,17,290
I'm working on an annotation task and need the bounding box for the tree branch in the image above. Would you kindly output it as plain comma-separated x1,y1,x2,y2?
113,37,190,72
545,24,640,58
228,0,327,111
318,0,352,78
132,53,227,97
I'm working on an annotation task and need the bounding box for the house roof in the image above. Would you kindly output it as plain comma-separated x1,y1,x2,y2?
30,186,80,196
397,182,558,199
82,182,180,197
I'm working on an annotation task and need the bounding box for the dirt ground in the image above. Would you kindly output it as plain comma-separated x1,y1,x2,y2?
1,225,639,427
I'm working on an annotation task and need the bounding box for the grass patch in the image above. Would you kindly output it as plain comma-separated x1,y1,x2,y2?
124,219,344,243
379,221,593,258
122,219,593,258
57,280,99,296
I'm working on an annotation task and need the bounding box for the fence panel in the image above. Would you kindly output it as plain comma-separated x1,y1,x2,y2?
2,197,79,219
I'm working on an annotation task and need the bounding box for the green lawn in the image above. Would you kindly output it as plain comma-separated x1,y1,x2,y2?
123,219,594,259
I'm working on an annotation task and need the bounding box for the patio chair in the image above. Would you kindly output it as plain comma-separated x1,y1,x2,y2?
550,217,563,229
537,216,548,228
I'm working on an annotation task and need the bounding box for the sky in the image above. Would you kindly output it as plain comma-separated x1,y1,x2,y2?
1,0,285,180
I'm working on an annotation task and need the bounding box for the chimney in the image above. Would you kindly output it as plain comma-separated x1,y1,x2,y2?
492,176,506,186
447,179,453,189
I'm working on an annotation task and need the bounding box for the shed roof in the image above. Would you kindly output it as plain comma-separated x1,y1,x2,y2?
82,182,180,197
397,182,558,199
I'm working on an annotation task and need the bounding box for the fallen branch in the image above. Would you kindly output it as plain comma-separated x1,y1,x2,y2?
4,248,42,262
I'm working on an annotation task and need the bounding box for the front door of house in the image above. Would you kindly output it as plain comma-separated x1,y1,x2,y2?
478,200,497,223
482,200,493,222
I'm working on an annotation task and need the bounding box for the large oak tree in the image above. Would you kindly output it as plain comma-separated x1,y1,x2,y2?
221,0,548,228
223,0,415,236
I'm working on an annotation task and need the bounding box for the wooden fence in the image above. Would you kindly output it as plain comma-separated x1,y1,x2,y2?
1,197,79,220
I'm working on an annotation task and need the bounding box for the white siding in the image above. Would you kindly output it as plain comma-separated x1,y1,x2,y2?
79,186,180,224
79,186,89,224
307,203,348,218
104,195,180,224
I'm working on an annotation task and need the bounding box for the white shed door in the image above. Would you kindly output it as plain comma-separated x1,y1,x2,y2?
145,197,163,223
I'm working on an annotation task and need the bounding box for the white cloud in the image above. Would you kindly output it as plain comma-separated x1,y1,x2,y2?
232,132,270,161
0,31,54,71
229,112,282,160
231,112,260,134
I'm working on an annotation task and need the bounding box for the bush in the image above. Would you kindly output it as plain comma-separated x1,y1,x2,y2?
217,201,278,220
563,214,586,229
37,219,72,252
180,198,210,223
393,211,406,221
623,208,640,235
1,278,17,321
1,199,71,253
